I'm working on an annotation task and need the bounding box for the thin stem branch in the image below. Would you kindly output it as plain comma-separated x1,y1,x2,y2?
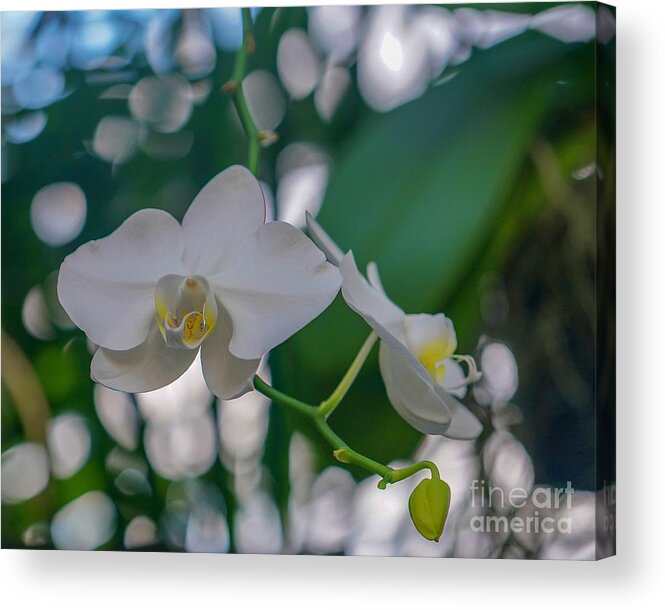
224,7,261,175
312,417,392,479
318,332,377,419
253,376,316,418
380,461,440,489
253,375,441,488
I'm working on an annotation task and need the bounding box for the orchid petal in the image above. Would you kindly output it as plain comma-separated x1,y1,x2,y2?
58,209,186,351
379,341,452,434
91,325,197,393
302,220,405,338
439,394,483,440
305,211,344,266
303,221,404,339
440,358,467,398
338,252,446,395
379,343,482,439
339,252,404,331
211,221,341,360
403,313,457,359
200,302,261,399
182,165,266,276
366,261,386,294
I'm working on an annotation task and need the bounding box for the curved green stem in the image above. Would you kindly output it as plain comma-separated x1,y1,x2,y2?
224,7,261,175
253,376,316,418
378,460,440,489
253,375,441,489
318,332,377,419
312,417,391,480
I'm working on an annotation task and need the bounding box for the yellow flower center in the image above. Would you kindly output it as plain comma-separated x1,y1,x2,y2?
416,339,452,385
154,275,217,349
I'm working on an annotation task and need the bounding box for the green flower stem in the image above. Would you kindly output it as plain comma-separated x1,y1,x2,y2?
378,460,441,489
253,375,441,489
253,375,316,419
224,7,261,176
318,332,377,419
312,419,391,480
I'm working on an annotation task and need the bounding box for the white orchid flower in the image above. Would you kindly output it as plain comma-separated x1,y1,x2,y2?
57,165,341,399
306,213,482,440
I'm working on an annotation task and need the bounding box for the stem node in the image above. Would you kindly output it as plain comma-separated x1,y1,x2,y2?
333,448,352,464
226,7,261,176
222,80,238,94
259,130,279,147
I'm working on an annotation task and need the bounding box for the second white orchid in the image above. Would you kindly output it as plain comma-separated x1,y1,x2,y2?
306,212,482,440
57,165,341,399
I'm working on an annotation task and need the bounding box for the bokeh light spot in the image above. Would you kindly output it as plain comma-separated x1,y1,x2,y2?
51,491,116,550
1,443,50,504
30,182,86,246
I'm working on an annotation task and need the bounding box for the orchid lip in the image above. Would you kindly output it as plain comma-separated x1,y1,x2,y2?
154,274,218,350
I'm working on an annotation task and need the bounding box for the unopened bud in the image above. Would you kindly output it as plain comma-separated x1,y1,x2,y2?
408,477,451,542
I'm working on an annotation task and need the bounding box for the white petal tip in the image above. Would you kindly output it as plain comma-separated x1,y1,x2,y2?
305,213,344,266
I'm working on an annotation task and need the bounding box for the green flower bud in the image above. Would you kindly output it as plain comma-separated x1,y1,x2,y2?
408,477,451,542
